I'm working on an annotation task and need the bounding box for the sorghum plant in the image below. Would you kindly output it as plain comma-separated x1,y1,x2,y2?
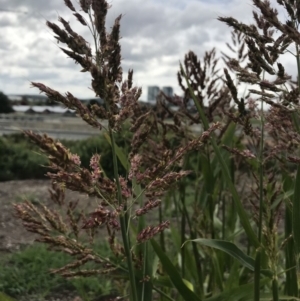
14,0,300,300
150,1,300,300
14,1,219,300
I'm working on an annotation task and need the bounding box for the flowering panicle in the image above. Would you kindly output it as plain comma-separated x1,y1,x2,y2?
119,176,131,199
47,20,91,56
128,154,142,180
147,171,191,193
176,49,232,124
82,205,120,230
47,168,116,202
24,131,81,170
135,199,161,216
49,182,66,206
64,0,76,11
223,145,256,160
137,221,170,243
30,83,102,129
79,0,92,13
90,154,102,182
113,73,142,129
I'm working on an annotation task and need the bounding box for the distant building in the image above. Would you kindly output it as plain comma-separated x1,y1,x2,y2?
12,105,75,115
8,94,48,105
147,86,160,102
162,86,173,98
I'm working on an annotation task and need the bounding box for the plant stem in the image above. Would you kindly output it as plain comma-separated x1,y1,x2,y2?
254,248,261,301
109,128,138,301
292,43,300,298
255,72,265,301
258,95,264,242
272,276,279,301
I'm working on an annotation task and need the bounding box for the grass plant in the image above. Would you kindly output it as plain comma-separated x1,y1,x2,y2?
9,0,300,300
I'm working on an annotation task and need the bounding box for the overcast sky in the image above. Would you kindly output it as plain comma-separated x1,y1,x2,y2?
0,0,295,100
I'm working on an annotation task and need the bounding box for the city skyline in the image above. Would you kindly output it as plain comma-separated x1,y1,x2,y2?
7,85,176,103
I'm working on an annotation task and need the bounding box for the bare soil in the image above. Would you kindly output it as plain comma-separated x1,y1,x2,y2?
0,179,117,301
0,179,50,252
0,179,100,253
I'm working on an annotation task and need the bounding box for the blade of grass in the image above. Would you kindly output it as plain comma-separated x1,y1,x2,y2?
205,278,270,301
186,238,272,277
187,238,255,271
293,165,300,256
150,239,201,301
283,172,298,297
103,132,130,171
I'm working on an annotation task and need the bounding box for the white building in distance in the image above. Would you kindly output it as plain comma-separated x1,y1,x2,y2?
162,86,173,98
147,86,160,102
147,86,174,102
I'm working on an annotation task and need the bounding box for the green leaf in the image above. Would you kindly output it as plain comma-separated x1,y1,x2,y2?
260,295,300,301
293,165,300,255
188,239,254,271
198,153,214,209
139,242,153,301
187,238,272,277
283,173,298,297
205,278,269,301
150,239,201,301
103,132,129,171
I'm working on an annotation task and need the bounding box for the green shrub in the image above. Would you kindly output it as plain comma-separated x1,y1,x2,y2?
0,135,48,181
0,130,132,181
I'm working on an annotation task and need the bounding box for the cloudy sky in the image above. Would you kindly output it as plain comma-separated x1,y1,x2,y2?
0,0,294,100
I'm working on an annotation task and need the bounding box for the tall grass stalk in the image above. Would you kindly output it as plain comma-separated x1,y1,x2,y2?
254,89,265,301
110,128,138,301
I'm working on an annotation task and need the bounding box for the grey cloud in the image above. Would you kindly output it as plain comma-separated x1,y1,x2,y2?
0,0,274,98
1,0,62,14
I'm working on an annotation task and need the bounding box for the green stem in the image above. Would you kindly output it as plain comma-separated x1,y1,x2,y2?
293,43,300,287
272,276,279,301
109,128,138,301
180,182,186,278
159,203,166,252
182,202,204,298
89,7,137,300
255,71,265,301
258,96,264,240
296,44,300,93
294,43,300,133
254,248,261,301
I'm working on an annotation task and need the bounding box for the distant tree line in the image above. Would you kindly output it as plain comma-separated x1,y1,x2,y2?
0,91,14,113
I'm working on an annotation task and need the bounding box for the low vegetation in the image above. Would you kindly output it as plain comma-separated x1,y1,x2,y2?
3,0,300,301
0,243,114,300
0,131,131,181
